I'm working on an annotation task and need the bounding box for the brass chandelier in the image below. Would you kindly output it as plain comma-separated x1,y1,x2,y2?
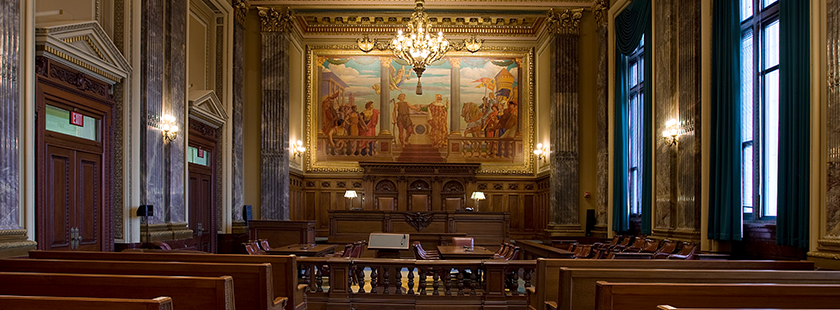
357,0,483,95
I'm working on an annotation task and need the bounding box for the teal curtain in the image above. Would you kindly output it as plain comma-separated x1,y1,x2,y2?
777,0,810,248
708,0,742,241
612,0,652,234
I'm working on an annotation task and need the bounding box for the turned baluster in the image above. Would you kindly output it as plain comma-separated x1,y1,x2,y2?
509,268,520,296
432,267,441,295
383,266,391,294
419,267,427,295
315,265,324,292
444,267,452,296
371,267,379,293
407,267,415,295
469,268,477,296
356,264,366,293
457,268,465,296
395,266,403,295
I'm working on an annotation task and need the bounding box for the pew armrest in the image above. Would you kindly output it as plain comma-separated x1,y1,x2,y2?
272,297,288,310
526,287,538,310
611,252,653,259
294,284,307,309
545,301,558,310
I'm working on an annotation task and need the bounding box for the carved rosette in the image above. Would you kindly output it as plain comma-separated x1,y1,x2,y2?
258,7,293,33
547,8,583,35
592,0,609,26
233,0,250,25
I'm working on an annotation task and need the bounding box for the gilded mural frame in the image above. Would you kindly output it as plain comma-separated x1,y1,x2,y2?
304,44,535,175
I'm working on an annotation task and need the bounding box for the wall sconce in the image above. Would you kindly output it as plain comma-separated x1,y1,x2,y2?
662,118,680,146
293,140,306,158
470,191,485,212
344,190,358,210
533,143,547,161
161,114,179,142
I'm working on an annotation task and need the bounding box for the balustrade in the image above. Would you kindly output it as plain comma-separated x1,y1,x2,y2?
297,257,535,309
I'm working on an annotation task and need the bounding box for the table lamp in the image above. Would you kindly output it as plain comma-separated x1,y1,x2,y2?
470,191,485,211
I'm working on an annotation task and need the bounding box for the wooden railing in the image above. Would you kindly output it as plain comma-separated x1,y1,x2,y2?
298,257,536,310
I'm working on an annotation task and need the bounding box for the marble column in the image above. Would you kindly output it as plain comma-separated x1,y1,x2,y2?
0,0,20,230
379,57,392,135
676,0,701,233
593,0,609,229
166,0,187,224
818,0,840,256
231,0,248,227
259,8,292,220
141,0,166,225
654,0,677,232
548,9,584,235
449,58,461,135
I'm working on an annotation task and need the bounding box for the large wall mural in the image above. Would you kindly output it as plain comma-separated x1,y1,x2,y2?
305,47,534,174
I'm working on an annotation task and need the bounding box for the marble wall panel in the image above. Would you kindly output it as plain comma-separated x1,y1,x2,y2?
826,0,840,236
167,0,186,224
550,34,580,226
596,24,608,226
0,0,20,230
260,31,290,220
232,22,245,223
141,0,165,224
677,0,701,231
112,0,125,239
654,0,677,231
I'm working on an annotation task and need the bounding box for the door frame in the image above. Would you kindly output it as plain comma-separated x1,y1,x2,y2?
35,58,114,251
188,122,218,253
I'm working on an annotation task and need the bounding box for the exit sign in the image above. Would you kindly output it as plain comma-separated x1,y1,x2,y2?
198,149,205,158
70,112,84,127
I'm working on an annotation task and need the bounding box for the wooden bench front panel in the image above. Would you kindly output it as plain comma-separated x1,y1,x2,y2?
0,259,281,310
0,272,233,310
530,259,815,310
29,250,302,310
562,268,840,310
0,295,173,310
596,282,840,310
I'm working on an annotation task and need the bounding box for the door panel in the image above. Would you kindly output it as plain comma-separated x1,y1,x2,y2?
47,146,73,251
76,152,102,251
189,165,214,252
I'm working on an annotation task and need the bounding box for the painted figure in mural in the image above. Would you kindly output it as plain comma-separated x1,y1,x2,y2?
427,94,449,148
392,93,420,146
346,105,362,136
500,101,518,138
321,92,340,133
462,101,484,137
483,104,501,138
328,119,348,155
361,101,380,155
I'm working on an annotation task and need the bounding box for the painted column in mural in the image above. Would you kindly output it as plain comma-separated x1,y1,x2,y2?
379,57,392,135
449,57,461,135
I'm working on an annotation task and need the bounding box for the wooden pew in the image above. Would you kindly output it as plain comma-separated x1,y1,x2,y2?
596,282,840,310
0,295,173,310
0,259,284,310
657,306,835,310
0,272,233,310
530,259,815,310
29,250,305,310
557,268,840,310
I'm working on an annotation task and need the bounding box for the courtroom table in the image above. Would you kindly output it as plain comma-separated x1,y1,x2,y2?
267,244,337,257
437,245,497,259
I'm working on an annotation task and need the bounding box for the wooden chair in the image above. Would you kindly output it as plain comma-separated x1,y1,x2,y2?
667,242,697,260
506,246,520,260
259,239,273,252
623,237,647,252
452,237,474,248
639,238,661,253
412,241,440,260
244,241,266,255
573,244,593,259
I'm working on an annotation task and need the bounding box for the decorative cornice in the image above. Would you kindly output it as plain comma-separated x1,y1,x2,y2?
547,8,583,35
293,14,546,37
259,7,294,33
233,0,250,25
592,0,609,26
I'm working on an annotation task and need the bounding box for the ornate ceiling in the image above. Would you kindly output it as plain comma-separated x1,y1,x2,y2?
247,0,602,38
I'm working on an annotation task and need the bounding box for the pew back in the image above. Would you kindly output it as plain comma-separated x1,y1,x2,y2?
29,250,302,310
531,258,815,310
0,258,283,310
596,282,840,310
563,268,840,310
0,295,173,310
0,272,233,310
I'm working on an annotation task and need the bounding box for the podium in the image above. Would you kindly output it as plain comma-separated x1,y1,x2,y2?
368,233,409,258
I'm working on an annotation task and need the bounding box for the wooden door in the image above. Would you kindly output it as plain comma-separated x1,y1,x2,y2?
189,163,214,252
42,125,104,251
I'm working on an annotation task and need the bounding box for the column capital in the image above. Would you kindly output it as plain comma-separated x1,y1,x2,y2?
547,8,583,35
592,0,610,26
379,56,393,64
448,57,461,68
233,0,250,25
258,7,293,33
